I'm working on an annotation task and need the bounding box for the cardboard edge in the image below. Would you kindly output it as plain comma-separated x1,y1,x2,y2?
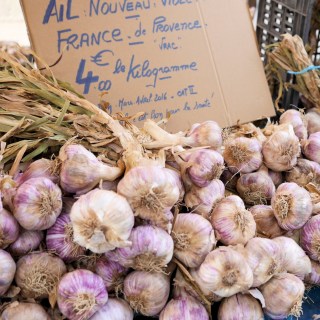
19,0,37,52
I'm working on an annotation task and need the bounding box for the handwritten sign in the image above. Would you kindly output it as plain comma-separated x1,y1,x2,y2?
21,0,275,131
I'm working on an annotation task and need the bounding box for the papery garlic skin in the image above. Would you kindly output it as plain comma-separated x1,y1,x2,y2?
262,124,300,171
191,247,253,298
0,207,19,249
186,120,222,150
236,172,275,205
300,214,320,262
185,149,224,187
8,229,43,257
117,166,183,227
16,158,58,185
95,256,128,293
172,213,215,268
71,189,134,253
258,164,284,188
301,132,320,163
57,269,108,320
15,252,66,299
305,108,320,134
211,195,256,245
46,213,86,262
223,137,262,174
244,237,283,287
159,296,209,320
111,225,174,272
261,273,305,319
1,302,51,320
279,109,308,140
285,158,320,187
0,249,16,295
271,182,312,230
249,205,284,239
304,259,320,285
89,298,133,320
13,177,62,230
124,271,170,316
273,236,311,279
173,269,222,304
218,294,264,320
59,144,123,195
184,179,225,219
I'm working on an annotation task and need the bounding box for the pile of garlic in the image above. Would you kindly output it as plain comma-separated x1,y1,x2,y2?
0,109,320,320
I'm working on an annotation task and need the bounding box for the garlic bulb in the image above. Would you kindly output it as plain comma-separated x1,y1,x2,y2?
236,172,275,205
8,229,43,257
159,296,209,320
117,166,183,230
211,195,256,245
184,179,225,219
124,271,170,316
305,108,320,134
95,256,129,293
186,120,222,149
59,144,123,195
258,164,283,188
261,273,305,319
57,269,108,320
13,177,62,230
89,298,133,320
182,149,224,188
262,124,300,171
244,237,283,287
301,132,320,163
285,158,320,187
304,260,320,285
173,269,222,304
223,137,262,174
111,225,174,272
279,109,308,140
16,158,58,185
191,247,253,298
15,252,66,299
273,236,311,279
300,214,320,262
218,293,264,320
0,207,19,249
249,205,284,239
70,189,134,253
0,249,16,295
1,302,50,320
46,213,86,262
172,213,215,268
271,182,312,230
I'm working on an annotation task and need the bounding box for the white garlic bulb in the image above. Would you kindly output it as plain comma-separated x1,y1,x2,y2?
279,109,308,140
211,195,256,245
172,213,216,268
191,247,253,298
70,189,134,253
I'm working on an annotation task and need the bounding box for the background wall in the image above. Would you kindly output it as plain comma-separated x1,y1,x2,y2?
0,0,29,46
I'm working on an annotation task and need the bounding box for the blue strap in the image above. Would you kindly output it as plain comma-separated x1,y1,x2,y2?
287,65,320,75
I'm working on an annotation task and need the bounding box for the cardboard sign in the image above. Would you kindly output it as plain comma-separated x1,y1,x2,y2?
20,0,275,131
